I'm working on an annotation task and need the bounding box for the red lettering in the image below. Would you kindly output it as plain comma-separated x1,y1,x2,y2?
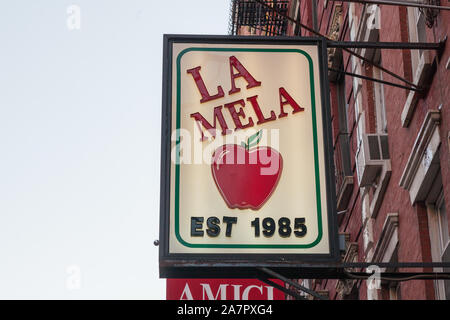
246,95,276,125
190,106,229,141
224,99,254,130
187,66,225,103
228,56,261,95
278,87,304,118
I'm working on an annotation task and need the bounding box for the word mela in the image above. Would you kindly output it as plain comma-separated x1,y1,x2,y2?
187,55,305,141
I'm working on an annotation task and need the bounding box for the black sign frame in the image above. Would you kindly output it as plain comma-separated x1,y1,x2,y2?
159,35,339,278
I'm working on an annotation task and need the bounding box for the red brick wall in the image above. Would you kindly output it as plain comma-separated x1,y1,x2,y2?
295,0,450,300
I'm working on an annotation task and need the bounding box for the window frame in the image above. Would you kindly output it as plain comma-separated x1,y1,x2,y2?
427,188,450,300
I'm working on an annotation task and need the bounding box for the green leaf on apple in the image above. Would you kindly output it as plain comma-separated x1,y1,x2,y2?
242,130,262,151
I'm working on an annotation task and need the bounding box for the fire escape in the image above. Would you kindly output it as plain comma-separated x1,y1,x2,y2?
228,0,290,36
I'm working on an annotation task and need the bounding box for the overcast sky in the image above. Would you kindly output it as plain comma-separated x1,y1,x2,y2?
0,0,230,299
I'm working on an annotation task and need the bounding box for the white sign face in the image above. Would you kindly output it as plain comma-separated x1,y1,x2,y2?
163,39,336,259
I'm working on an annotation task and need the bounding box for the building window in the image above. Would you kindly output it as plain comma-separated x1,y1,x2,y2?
402,7,434,127
407,7,427,82
372,58,387,134
436,194,449,255
290,0,301,36
385,282,401,300
337,75,351,177
434,192,449,300
380,248,401,300
426,173,450,300
334,73,353,211
372,213,399,300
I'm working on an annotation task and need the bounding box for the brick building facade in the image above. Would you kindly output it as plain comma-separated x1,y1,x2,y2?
230,0,450,300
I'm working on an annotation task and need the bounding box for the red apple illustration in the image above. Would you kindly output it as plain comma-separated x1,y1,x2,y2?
211,131,283,210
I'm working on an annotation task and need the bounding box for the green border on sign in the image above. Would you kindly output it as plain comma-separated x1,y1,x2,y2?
174,47,322,249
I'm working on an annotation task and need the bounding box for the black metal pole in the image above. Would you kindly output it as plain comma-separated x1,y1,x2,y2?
259,267,328,300
331,0,450,11
312,0,318,32
341,261,450,269
344,271,450,281
327,40,444,50
329,67,423,92
258,278,307,300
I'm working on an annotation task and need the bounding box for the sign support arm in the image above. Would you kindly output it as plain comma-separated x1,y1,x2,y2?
257,277,306,300
259,267,328,300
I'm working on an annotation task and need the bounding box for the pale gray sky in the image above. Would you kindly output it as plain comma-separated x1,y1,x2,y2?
0,0,230,299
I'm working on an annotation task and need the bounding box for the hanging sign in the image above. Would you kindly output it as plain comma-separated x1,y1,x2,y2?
159,35,339,278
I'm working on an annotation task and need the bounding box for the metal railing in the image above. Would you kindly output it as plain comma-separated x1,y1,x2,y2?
229,0,289,36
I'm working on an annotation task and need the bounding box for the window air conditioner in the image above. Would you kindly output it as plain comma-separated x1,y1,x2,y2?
355,134,390,187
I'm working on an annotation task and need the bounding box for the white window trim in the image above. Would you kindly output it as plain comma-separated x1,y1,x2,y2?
407,7,430,82
370,213,399,300
372,66,387,134
399,110,441,204
436,193,450,257
401,7,434,128
373,213,399,267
